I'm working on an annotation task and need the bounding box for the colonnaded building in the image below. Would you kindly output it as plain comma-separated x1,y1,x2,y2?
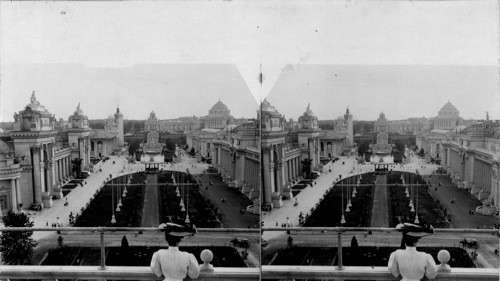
261,100,355,209
416,101,499,212
144,99,247,132
183,101,260,211
374,111,429,133
440,120,500,213
0,92,124,213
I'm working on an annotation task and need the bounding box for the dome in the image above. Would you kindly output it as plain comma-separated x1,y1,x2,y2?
260,99,282,117
71,103,88,119
438,101,459,117
23,91,52,116
299,104,318,121
107,115,114,120
0,140,11,155
209,99,230,116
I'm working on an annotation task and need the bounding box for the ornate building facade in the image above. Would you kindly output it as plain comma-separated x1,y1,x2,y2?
260,101,356,210
185,102,260,211
202,99,236,130
374,111,429,133
431,101,463,130
0,92,126,213
144,111,201,132
441,121,500,212
89,107,124,158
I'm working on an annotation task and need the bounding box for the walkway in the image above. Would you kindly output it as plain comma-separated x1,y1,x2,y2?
427,174,498,229
141,174,159,227
196,173,259,228
370,175,389,227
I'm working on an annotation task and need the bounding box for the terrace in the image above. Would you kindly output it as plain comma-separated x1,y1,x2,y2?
0,226,260,280
261,227,499,280
0,226,498,280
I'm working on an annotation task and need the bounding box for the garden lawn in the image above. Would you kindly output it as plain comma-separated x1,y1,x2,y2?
303,173,376,227
74,173,146,227
387,172,448,228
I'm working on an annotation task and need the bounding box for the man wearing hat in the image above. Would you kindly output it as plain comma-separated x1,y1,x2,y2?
150,220,200,281
388,223,437,281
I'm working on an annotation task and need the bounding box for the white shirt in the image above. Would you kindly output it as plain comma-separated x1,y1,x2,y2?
150,247,200,281
388,247,437,281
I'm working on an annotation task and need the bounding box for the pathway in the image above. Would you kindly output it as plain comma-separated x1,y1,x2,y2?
426,174,498,229
196,173,259,228
141,174,159,227
370,175,389,227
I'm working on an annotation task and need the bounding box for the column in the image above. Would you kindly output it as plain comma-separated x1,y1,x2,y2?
262,149,272,207
15,178,21,209
32,146,43,205
11,178,18,211
62,158,67,179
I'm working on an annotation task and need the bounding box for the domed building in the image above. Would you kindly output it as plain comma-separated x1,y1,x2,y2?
9,91,73,209
432,101,463,130
202,99,235,129
185,99,260,213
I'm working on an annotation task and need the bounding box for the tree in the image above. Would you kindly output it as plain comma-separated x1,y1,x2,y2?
418,148,425,158
71,158,83,177
301,158,312,177
287,235,294,248
0,210,38,265
57,235,64,248
350,236,359,259
120,235,130,265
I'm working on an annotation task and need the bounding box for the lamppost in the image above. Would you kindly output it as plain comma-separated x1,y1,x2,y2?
340,180,346,225
110,182,116,224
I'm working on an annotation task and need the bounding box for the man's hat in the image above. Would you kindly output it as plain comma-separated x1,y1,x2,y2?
396,223,434,238
158,220,197,237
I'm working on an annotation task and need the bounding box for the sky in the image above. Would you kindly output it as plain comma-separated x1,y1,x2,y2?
0,64,258,120
1,1,498,122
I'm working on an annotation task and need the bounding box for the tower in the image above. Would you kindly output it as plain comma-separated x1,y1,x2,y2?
344,107,353,146
114,106,124,146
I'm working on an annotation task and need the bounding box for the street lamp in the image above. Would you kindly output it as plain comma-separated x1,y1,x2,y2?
340,179,346,225
110,183,116,224
185,185,190,223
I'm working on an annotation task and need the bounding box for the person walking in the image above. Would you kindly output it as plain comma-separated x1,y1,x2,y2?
388,223,437,281
150,220,200,281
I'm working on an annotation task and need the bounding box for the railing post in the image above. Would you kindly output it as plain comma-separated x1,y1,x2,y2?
337,231,343,270
99,231,106,270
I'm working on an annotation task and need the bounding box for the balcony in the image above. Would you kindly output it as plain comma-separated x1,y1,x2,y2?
0,227,260,280
261,227,499,280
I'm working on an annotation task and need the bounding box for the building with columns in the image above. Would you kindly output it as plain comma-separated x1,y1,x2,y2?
441,120,500,212
202,99,235,130
144,111,201,132
212,122,260,202
0,140,22,215
7,92,75,209
261,101,354,210
261,100,301,209
431,101,463,130
0,92,124,212
374,111,429,133
89,107,125,158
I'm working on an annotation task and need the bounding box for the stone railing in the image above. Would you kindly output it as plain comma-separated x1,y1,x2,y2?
0,227,259,279
262,227,499,280
0,265,260,280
